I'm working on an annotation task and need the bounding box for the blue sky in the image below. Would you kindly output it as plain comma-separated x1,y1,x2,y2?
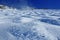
0,0,60,9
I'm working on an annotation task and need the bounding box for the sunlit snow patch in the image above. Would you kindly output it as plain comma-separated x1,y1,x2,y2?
20,17,34,23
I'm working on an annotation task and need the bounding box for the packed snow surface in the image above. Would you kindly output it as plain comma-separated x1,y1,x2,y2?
0,6,60,40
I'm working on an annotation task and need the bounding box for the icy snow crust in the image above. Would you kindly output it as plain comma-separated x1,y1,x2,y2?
0,7,60,40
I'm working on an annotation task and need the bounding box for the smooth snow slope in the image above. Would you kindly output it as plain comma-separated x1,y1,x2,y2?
0,6,60,40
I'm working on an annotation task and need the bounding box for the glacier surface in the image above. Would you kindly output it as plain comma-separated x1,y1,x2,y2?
0,7,60,40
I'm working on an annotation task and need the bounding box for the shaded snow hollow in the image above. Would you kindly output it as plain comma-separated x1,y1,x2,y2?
0,6,60,40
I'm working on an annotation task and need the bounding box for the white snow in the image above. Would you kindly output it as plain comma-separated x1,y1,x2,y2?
0,6,60,40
